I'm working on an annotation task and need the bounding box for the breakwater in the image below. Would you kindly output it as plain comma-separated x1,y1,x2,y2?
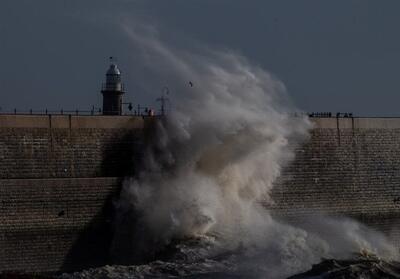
1,115,400,273
272,117,400,245
0,115,153,273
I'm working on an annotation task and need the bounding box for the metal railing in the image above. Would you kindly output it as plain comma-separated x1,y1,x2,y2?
308,112,353,118
0,109,103,116
291,112,354,118
0,106,159,117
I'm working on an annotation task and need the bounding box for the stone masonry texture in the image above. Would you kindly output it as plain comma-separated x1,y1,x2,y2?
271,122,400,246
0,177,120,272
2,116,400,273
0,115,153,273
0,128,144,179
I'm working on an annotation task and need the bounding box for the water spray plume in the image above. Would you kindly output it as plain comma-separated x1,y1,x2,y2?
110,22,398,278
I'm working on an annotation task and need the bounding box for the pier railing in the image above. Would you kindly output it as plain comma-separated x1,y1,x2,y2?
0,107,159,116
0,109,358,118
291,112,354,118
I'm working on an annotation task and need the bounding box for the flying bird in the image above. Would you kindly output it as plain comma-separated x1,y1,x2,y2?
189,81,194,87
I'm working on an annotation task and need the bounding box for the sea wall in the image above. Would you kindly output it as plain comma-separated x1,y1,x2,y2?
1,177,120,272
272,117,400,245
0,115,154,273
2,115,400,273
0,115,147,179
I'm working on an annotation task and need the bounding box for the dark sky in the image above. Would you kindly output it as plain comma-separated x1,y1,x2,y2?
1,0,400,116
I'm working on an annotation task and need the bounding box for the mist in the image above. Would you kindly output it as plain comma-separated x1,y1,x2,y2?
106,21,400,278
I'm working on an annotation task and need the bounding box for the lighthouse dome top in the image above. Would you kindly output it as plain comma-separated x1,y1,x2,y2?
106,63,121,76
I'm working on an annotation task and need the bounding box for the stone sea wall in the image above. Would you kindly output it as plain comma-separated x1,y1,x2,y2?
272,118,400,245
1,115,400,273
0,115,153,273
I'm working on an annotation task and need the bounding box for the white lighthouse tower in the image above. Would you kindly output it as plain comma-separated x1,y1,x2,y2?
101,58,124,115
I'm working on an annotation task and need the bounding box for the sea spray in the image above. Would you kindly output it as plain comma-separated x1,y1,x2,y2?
106,23,399,278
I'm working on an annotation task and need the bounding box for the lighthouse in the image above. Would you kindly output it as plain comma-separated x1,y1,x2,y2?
101,58,124,115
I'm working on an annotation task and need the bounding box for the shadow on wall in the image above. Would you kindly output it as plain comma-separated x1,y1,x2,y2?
108,120,163,265
99,130,145,177
59,191,117,272
60,130,144,272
